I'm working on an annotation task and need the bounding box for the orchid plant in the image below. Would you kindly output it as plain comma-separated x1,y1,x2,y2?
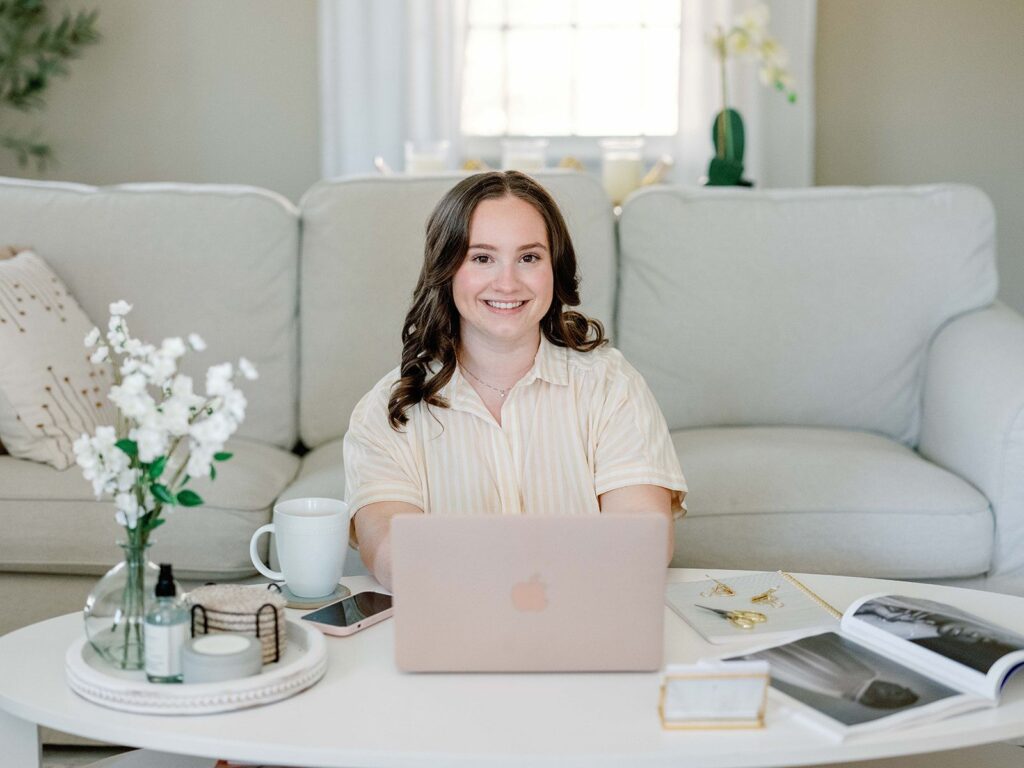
74,300,258,543
707,4,797,186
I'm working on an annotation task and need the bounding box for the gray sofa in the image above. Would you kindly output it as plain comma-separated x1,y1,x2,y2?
2,172,1022,639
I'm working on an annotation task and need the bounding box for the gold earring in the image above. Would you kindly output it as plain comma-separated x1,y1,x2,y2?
751,586,784,609
700,576,736,598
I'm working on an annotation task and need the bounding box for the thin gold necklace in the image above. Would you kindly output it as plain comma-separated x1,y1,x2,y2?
459,360,531,399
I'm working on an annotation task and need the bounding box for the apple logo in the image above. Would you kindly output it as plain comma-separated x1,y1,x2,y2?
511,573,548,612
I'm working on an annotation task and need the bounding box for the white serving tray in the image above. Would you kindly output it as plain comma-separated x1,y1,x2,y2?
64,619,327,715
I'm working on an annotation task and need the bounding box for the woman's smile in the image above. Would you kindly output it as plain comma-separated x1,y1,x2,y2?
483,299,529,313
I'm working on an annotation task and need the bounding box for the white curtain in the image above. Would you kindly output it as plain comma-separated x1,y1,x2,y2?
318,0,467,178
677,0,817,187
319,0,815,187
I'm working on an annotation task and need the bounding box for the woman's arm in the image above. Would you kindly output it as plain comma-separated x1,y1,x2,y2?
598,485,675,566
353,500,424,591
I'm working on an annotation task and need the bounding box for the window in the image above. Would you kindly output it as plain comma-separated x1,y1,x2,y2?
460,0,681,161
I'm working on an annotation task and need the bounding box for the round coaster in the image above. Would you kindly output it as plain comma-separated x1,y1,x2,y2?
279,583,351,608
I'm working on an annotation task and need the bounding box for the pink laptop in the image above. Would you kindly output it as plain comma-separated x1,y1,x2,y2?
390,514,669,672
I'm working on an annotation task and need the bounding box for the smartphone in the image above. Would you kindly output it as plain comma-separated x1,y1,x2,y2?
300,590,393,636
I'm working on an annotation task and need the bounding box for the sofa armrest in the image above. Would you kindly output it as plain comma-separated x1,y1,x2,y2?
919,302,1024,576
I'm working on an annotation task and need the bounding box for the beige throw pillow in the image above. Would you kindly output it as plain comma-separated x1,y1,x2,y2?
0,249,115,469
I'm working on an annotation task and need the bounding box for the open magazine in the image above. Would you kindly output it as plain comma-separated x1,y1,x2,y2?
728,594,1024,740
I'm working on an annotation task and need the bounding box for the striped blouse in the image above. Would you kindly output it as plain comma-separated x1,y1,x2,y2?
343,336,687,537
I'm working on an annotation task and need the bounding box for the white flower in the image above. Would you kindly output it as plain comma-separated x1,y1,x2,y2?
191,410,235,446
186,444,215,480
90,347,110,364
738,4,770,37
238,357,259,381
728,29,757,56
759,37,788,67
221,388,247,422
187,333,207,351
130,426,168,464
115,492,140,529
147,352,178,387
84,327,100,348
160,337,187,359
123,338,145,357
205,363,234,397
109,373,157,421
109,300,133,316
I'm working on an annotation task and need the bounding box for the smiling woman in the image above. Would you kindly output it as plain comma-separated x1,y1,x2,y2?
342,171,687,590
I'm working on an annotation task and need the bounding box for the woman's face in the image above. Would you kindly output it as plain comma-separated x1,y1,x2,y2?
453,195,554,349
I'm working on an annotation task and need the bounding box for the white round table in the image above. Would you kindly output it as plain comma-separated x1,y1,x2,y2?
2,570,1024,768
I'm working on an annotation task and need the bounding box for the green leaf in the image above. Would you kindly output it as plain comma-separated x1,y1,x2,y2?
147,456,167,480
209,465,217,481
115,439,138,458
176,490,204,507
213,452,233,462
144,518,166,533
151,484,175,505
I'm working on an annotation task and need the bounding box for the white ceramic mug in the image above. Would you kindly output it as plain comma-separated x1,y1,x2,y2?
249,497,349,598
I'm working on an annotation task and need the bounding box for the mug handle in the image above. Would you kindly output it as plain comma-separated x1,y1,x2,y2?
250,523,284,581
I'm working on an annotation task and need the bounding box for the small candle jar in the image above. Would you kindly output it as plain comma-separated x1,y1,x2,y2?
600,138,645,206
181,633,263,684
404,139,450,174
501,139,548,172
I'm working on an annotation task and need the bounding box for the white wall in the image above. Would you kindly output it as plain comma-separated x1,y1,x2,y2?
816,0,1024,313
0,0,320,203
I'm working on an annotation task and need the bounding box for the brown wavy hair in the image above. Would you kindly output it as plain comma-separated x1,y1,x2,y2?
387,171,607,429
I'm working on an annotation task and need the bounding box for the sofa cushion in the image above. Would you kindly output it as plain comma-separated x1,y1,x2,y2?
277,438,368,576
0,177,300,450
0,250,115,469
0,436,300,579
671,427,993,579
298,170,617,449
618,185,998,445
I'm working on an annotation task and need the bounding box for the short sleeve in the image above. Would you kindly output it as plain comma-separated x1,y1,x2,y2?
592,354,688,518
343,376,425,546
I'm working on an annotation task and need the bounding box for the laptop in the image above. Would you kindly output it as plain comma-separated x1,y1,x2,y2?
390,514,669,672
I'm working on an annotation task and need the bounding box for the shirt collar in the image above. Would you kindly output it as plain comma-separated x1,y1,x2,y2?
436,335,569,408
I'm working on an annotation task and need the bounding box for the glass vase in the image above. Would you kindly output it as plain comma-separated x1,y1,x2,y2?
83,540,159,670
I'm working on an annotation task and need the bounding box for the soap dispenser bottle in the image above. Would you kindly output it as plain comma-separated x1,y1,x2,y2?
144,563,188,683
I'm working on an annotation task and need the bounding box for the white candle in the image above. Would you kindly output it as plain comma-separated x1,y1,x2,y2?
191,634,251,656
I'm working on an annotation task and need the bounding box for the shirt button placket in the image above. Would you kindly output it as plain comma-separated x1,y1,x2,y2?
498,397,523,515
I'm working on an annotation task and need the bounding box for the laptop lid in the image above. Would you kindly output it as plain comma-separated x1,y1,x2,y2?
390,514,668,672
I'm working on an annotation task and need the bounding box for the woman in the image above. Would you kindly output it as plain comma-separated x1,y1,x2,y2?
344,171,686,590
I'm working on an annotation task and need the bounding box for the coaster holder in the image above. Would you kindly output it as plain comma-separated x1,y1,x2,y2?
190,600,282,664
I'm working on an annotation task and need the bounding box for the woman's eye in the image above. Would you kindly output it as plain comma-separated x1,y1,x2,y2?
521,253,540,263
470,253,491,263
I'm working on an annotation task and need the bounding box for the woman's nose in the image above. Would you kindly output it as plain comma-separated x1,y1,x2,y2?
492,261,520,291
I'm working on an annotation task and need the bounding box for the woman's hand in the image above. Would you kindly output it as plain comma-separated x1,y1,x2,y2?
598,485,675,566
352,501,424,591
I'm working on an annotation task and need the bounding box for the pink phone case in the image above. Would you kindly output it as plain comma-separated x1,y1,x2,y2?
302,593,394,637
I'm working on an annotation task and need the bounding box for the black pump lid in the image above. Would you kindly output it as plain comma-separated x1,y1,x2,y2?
155,563,176,598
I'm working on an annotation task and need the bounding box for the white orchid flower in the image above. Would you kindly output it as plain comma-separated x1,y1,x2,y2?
187,333,207,351
238,357,259,381
205,363,234,397
109,300,133,316
90,347,110,364
84,327,101,348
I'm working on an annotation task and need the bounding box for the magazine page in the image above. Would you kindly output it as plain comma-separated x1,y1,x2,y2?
729,632,988,740
841,594,1024,700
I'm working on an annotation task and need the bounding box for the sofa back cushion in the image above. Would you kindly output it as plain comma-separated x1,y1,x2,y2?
299,171,616,449
0,178,299,449
617,184,997,444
